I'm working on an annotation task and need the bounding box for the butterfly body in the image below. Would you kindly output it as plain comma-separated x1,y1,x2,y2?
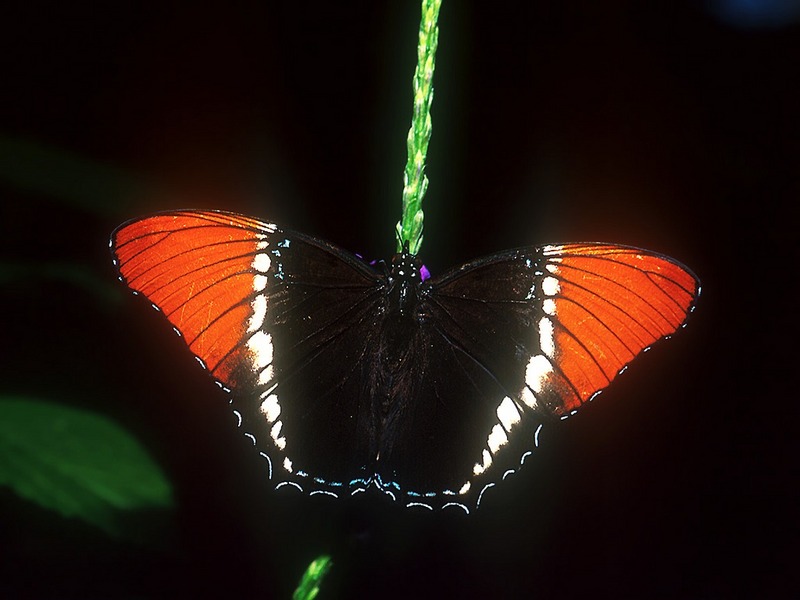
112,210,699,513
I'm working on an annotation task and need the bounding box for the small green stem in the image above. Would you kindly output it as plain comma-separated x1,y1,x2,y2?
396,0,441,255
293,555,332,600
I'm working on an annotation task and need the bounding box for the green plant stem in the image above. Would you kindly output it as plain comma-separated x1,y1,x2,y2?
293,555,332,600
396,0,442,255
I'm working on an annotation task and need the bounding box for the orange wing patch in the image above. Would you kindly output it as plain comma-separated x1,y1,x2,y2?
112,211,275,385
541,244,698,415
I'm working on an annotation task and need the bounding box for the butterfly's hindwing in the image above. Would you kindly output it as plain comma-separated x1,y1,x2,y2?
370,312,550,509
215,225,389,496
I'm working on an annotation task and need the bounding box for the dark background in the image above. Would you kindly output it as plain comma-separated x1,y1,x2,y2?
1,1,796,598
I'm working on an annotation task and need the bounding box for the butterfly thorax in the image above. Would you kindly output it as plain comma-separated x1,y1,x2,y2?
387,251,423,316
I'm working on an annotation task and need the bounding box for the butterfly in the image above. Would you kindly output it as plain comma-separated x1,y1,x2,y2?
111,210,699,513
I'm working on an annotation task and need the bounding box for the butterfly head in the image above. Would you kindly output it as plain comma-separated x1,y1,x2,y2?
390,249,421,281
392,241,430,280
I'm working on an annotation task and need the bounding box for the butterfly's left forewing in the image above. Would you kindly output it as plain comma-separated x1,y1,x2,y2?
112,210,387,495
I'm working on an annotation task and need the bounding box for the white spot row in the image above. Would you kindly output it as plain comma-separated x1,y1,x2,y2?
270,419,287,450
472,394,525,478
541,244,564,257
526,354,553,395
260,393,280,423
252,252,271,274
247,294,267,333
541,275,559,297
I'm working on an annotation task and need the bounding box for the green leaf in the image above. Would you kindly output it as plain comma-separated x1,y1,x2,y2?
293,555,332,600
0,398,173,540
